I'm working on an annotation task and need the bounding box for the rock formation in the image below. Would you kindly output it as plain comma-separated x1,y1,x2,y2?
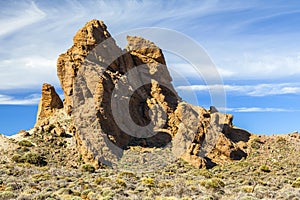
36,83,63,126
36,19,251,168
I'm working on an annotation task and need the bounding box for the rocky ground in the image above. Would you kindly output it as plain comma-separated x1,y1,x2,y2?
0,130,299,200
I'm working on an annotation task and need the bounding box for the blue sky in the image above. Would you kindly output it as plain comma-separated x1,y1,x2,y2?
0,0,299,135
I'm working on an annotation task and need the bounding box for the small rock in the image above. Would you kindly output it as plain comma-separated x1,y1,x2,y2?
22,131,30,137
54,127,66,137
17,130,26,135
209,106,219,113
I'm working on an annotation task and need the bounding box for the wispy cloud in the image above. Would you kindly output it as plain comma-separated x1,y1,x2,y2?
0,1,46,37
0,94,40,105
167,53,300,80
214,53,300,80
177,83,300,96
226,107,295,113
1,0,235,90
1,0,300,89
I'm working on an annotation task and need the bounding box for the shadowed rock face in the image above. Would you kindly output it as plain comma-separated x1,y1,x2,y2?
36,19,251,168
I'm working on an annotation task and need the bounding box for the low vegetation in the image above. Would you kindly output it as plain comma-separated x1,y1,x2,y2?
0,132,299,199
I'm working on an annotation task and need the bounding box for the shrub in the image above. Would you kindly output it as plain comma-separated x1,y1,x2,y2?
157,180,174,188
118,171,137,179
200,178,225,189
155,197,179,200
12,154,23,163
81,164,95,173
250,141,260,149
292,177,300,188
23,152,47,166
141,177,155,187
18,140,34,147
116,178,126,187
95,177,109,184
260,165,271,173
12,153,47,166
102,188,114,199
241,186,253,193
81,189,92,198
190,168,212,178
276,137,287,143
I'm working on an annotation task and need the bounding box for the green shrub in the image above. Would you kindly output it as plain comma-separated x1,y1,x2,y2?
95,177,109,184
241,186,253,193
157,180,174,188
200,178,225,189
155,197,179,200
32,173,51,181
23,152,47,166
292,177,300,188
12,153,47,166
81,189,92,197
141,177,155,187
276,137,287,143
250,141,260,149
71,197,82,200
102,188,114,199
18,140,34,147
12,154,23,163
116,178,126,187
118,171,137,179
260,165,271,173
199,169,213,178
81,164,95,173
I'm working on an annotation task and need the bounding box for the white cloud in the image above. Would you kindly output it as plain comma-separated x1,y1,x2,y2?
214,53,300,79
162,50,300,80
1,0,232,90
177,83,300,96
225,107,294,113
1,0,300,92
0,56,58,90
167,63,228,79
0,1,46,37
0,94,40,105
167,53,300,80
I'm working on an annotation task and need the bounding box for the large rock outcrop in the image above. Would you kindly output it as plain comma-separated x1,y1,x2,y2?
37,19,250,168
